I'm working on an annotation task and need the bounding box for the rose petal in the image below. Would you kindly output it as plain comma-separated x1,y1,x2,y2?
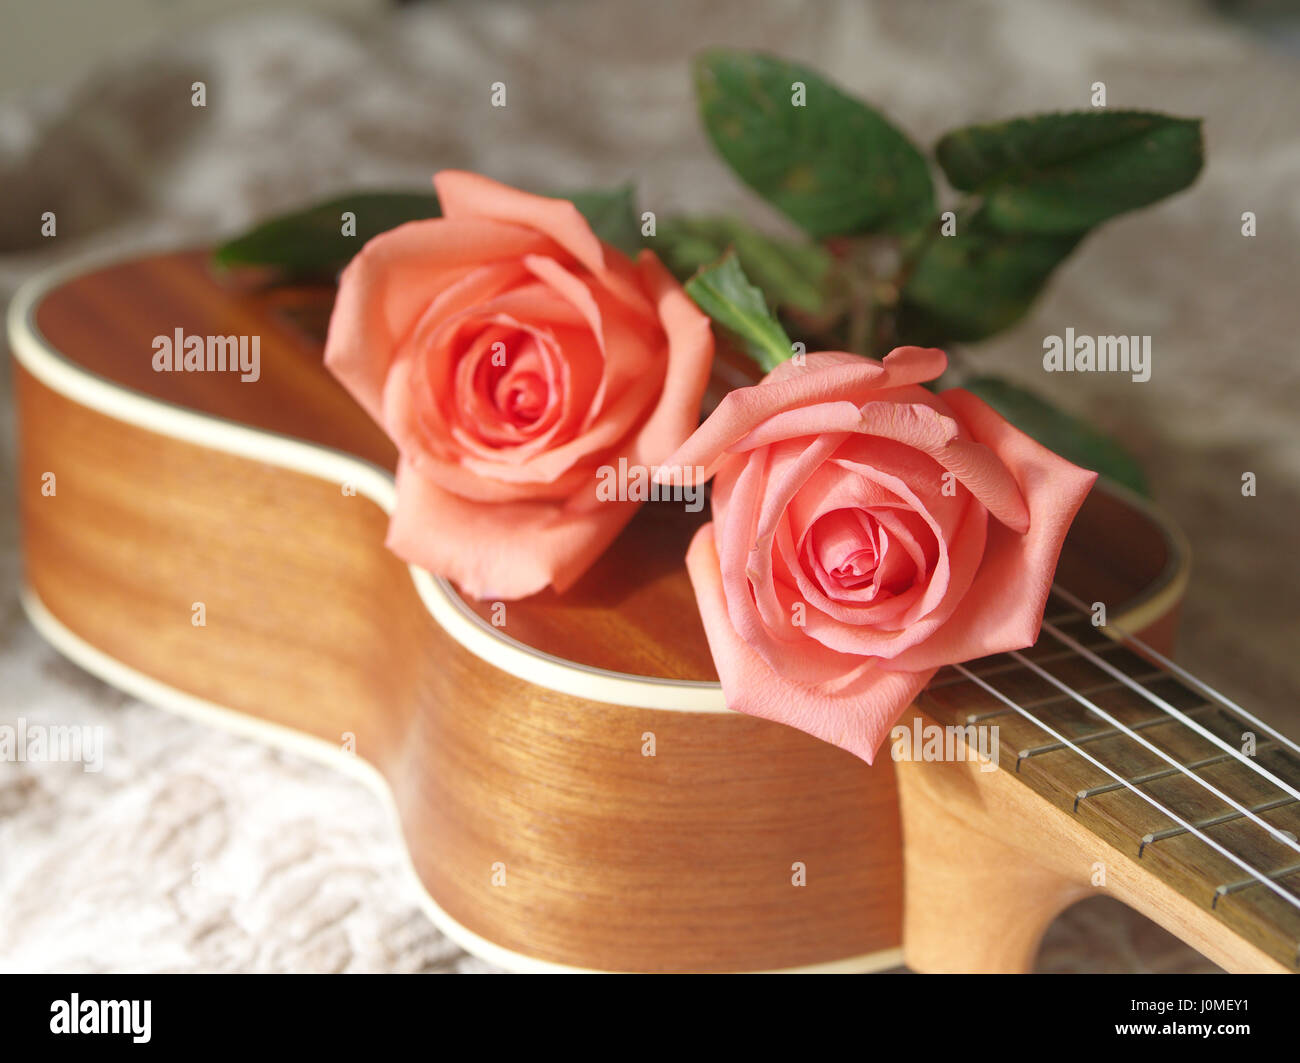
656,347,947,483
856,399,1030,533
725,395,1029,534
884,388,1099,670
435,171,607,278
387,456,640,599
520,254,662,435
687,525,934,764
324,218,550,423
434,170,658,322
718,437,854,682
623,251,716,470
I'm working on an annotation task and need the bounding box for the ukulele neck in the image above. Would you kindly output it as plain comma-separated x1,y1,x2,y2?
914,592,1300,972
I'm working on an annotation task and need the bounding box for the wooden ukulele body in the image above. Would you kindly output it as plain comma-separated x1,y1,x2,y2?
10,251,1190,972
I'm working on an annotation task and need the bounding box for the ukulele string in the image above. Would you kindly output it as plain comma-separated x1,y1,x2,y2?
1040,621,1300,804
1050,583,1300,759
1007,649,1300,858
951,662,1300,914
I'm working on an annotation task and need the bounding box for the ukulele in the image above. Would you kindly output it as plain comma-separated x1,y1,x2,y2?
9,250,1298,973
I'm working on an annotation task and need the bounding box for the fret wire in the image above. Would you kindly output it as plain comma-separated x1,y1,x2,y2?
1050,583,1300,759
1079,740,1280,806
928,640,1121,688
1215,863,1300,907
1018,704,1217,765
1140,795,1297,856
962,670,1166,723
1008,649,1300,859
952,663,1300,915
1040,621,1300,806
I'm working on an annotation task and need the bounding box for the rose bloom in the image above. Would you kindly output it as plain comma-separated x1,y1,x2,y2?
660,348,1098,763
324,171,714,599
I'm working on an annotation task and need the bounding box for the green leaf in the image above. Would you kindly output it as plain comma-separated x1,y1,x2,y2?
694,49,934,238
685,251,795,373
960,375,1149,495
935,111,1203,234
213,191,440,277
561,183,643,257
898,210,1083,344
655,215,831,312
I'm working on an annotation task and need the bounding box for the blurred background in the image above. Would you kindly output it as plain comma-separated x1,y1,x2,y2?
1,0,1297,973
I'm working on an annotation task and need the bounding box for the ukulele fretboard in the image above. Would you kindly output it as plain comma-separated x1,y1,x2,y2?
917,590,1300,972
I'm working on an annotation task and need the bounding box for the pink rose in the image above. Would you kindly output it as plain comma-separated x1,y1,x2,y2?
659,348,1098,763
325,171,714,599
